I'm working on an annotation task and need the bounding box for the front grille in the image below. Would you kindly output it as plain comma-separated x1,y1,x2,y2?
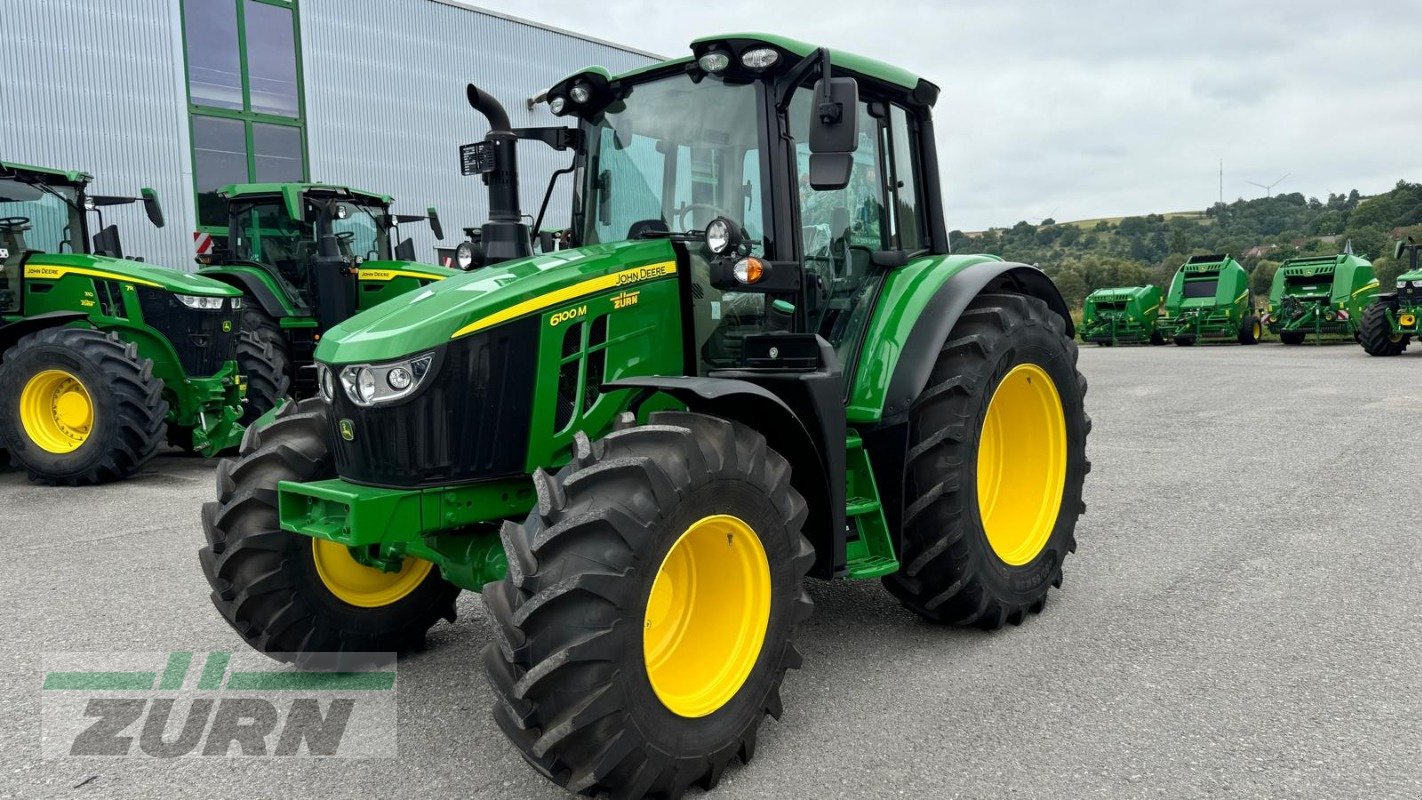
329,316,539,488
135,288,238,377
1400,283,1422,306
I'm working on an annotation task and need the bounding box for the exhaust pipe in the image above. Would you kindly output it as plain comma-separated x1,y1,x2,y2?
466,83,530,264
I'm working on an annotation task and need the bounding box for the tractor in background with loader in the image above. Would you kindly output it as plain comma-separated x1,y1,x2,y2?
199,35,1091,799
1358,237,1422,356
1162,254,1262,345
195,182,457,419
1079,284,1165,345
1265,252,1377,344
0,161,277,484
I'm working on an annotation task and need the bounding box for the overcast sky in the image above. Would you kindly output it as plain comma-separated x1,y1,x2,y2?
472,0,1421,231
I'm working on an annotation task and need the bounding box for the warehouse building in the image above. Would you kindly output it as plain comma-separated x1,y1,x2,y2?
0,0,656,268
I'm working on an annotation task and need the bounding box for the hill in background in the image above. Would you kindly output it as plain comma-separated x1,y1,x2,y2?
951,180,1422,306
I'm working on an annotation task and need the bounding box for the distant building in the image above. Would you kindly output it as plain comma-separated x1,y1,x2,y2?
0,0,655,268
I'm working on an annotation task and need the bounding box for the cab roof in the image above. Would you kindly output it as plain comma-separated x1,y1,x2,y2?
0,160,91,186
218,182,392,221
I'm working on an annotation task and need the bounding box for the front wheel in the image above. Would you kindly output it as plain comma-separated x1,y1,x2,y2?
198,398,458,667
0,327,166,485
1238,315,1262,344
235,331,289,426
884,293,1089,628
484,411,814,799
1279,330,1306,346
1358,302,1409,356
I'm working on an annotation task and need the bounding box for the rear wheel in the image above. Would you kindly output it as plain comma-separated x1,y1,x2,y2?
1149,330,1166,346
235,331,289,426
1238,315,1262,344
0,327,165,485
884,293,1089,628
1279,330,1306,346
198,398,458,667
1173,335,1196,346
483,412,813,799
1359,301,1409,356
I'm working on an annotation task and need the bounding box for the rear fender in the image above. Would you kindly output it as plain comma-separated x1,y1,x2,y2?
199,266,297,318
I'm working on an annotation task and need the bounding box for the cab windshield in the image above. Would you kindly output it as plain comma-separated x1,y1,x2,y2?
578,73,766,248
0,179,85,257
230,197,389,271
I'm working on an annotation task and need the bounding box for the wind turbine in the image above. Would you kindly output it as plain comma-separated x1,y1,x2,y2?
1246,173,1291,197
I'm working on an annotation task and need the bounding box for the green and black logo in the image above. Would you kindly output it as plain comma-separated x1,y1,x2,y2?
339,419,355,441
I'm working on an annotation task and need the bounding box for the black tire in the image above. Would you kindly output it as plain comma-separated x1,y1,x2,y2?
1149,330,1166,346
1238,315,1262,345
1173,335,1196,346
1279,330,1306,346
235,331,289,426
884,292,1089,629
239,305,294,385
198,397,459,668
1359,301,1409,356
0,327,166,485
484,411,814,799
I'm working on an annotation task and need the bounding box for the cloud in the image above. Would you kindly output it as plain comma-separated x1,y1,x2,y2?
474,0,1422,230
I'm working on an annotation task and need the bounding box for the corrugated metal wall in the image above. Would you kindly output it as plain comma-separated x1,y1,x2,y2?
0,0,195,269
299,0,656,261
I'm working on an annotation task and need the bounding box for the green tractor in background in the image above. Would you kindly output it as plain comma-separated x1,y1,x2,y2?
1264,252,1377,344
1162,254,1262,346
199,35,1092,799
195,182,456,418
0,161,271,484
1358,237,1422,356
1079,284,1165,346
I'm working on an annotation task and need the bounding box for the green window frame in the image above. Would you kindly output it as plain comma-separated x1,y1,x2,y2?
181,0,308,233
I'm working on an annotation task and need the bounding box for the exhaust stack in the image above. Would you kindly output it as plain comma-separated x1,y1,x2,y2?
466,83,531,264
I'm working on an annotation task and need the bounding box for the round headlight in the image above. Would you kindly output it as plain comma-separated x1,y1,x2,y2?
698,52,730,73
455,241,475,270
549,96,566,115
356,367,377,403
387,366,413,391
336,204,349,220
706,218,732,254
319,365,335,402
732,257,764,284
569,83,591,104
82,196,95,211
741,48,780,70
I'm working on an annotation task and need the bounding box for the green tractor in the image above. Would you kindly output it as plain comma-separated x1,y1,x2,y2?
195,182,456,418
1079,284,1166,346
1358,237,1422,356
199,35,1090,798
1264,253,1377,344
0,161,271,484
1162,254,1262,346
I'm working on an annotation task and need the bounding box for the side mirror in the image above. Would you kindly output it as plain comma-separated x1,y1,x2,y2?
1396,240,1406,260
537,230,556,253
427,207,444,240
597,169,613,227
92,224,123,258
807,77,859,191
141,188,164,228
394,238,416,261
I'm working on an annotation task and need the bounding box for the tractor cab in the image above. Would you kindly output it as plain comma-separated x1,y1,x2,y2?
0,161,165,314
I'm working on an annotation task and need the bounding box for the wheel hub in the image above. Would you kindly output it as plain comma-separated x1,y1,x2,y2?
311,538,433,608
19,369,94,453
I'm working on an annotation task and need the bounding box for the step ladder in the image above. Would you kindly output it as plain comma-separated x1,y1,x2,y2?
843,431,899,579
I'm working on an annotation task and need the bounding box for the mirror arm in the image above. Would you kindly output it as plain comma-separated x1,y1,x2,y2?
775,47,825,112
532,161,577,242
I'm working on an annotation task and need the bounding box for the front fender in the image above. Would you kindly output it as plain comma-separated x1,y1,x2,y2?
0,311,90,353
847,255,1072,423
199,265,299,318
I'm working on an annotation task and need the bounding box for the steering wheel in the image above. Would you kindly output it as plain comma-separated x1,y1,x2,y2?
0,216,30,229
335,231,356,243
675,204,735,230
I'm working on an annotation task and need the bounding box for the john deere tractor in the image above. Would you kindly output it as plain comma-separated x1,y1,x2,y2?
1079,284,1165,345
195,182,456,417
1358,237,1422,356
1162,254,1262,345
199,35,1090,799
1265,253,1377,344
0,161,275,484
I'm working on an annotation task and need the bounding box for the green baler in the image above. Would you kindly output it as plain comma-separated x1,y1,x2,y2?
1265,253,1377,344
1079,285,1165,345
1162,254,1262,345
1359,237,1422,355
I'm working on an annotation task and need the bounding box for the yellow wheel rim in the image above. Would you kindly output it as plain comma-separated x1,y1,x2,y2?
19,369,94,454
976,363,1068,566
311,539,433,608
1252,322,1262,339
643,514,772,718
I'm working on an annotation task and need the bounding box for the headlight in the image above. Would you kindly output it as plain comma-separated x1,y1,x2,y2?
698,51,730,73
549,96,566,115
230,297,242,309
706,218,731,254
455,241,476,270
175,294,226,310
741,48,779,70
569,82,591,104
318,364,335,403
1398,281,1408,289
1412,280,1422,288
338,353,434,406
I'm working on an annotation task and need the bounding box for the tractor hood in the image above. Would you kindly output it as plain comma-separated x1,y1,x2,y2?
316,238,677,364
24,252,241,296
1394,268,1422,284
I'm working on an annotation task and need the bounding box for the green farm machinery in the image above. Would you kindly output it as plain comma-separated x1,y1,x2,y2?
195,182,456,419
199,35,1091,798
1264,253,1377,344
0,161,272,484
1358,237,1422,356
1079,285,1165,345
1162,254,1262,346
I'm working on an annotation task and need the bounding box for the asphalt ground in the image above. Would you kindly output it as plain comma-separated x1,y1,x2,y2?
2,340,1420,799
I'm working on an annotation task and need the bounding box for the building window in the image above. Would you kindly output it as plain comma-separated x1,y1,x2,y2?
182,0,306,229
